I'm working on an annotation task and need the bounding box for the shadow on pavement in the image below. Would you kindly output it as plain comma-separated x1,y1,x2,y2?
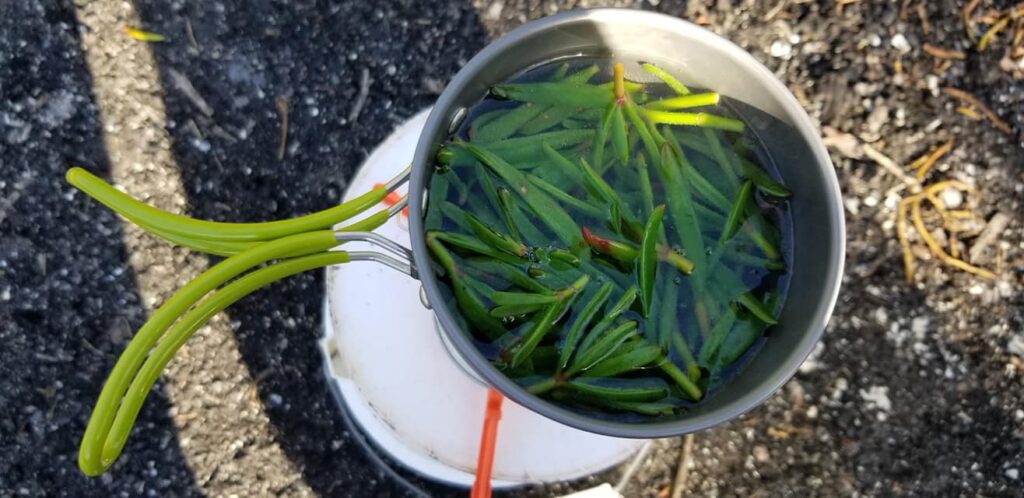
129,0,488,495
0,0,201,495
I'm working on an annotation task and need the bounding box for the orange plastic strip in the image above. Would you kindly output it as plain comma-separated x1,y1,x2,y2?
374,182,409,218
471,388,504,498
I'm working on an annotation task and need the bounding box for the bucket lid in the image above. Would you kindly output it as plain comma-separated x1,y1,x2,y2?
319,108,644,488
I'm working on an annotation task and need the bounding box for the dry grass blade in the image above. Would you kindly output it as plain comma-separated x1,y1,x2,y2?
915,139,954,180
942,87,1013,135
924,191,952,226
902,181,997,282
964,0,981,41
348,68,371,122
897,196,916,283
957,107,984,121
765,0,789,21
910,198,996,281
862,144,921,192
276,96,289,161
917,2,931,34
670,434,695,498
922,44,966,60
979,16,1011,50
185,18,199,49
969,212,1012,262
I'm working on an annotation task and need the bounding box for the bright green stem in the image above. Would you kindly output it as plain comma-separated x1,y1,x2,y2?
644,93,720,111
67,167,386,242
638,205,665,317
670,334,702,382
581,227,639,263
78,230,340,476
525,376,560,395
641,63,691,95
528,175,606,218
659,360,703,400
645,110,745,133
459,143,580,246
94,250,351,476
721,180,754,242
591,103,615,171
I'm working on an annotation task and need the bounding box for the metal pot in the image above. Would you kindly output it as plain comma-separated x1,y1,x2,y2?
372,8,844,438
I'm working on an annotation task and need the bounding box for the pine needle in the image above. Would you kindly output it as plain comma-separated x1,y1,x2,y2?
123,27,165,42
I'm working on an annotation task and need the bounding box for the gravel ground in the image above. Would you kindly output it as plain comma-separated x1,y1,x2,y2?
2,1,1022,497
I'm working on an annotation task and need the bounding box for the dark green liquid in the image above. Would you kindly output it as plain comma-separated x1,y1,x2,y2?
425,58,792,422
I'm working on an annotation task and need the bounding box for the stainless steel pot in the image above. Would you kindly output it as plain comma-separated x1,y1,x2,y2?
374,8,844,438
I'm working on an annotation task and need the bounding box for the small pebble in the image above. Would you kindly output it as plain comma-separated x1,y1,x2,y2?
890,33,911,54
874,307,888,325
485,1,503,21
1007,335,1024,359
753,445,771,463
770,40,792,59
860,385,892,412
1006,468,1019,480
969,285,984,296
267,393,283,408
940,187,963,209
925,75,940,96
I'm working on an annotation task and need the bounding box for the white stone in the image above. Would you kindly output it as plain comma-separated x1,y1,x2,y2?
890,33,912,54
860,385,892,412
485,1,503,21
770,40,792,59
941,187,963,209
1006,468,1020,480
926,74,940,96
874,307,888,325
1008,335,1024,359
831,378,849,400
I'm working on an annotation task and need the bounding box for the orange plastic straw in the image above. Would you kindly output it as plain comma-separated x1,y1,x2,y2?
471,388,504,498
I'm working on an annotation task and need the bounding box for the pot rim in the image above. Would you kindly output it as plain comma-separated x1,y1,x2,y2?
407,8,845,438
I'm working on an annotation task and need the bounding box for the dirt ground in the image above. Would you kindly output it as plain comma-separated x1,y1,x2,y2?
1,0,1022,497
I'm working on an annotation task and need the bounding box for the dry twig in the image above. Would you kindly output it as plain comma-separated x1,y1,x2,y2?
917,2,932,33
348,68,371,123
671,434,695,498
862,144,921,192
276,96,289,161
914,139,954,180
964,0,981,41
942,87,1013,135
957,106,983,121
167,68,214,117
922,44,965,60
185,18,199,50
979,16,1011,50
900,181,997,282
